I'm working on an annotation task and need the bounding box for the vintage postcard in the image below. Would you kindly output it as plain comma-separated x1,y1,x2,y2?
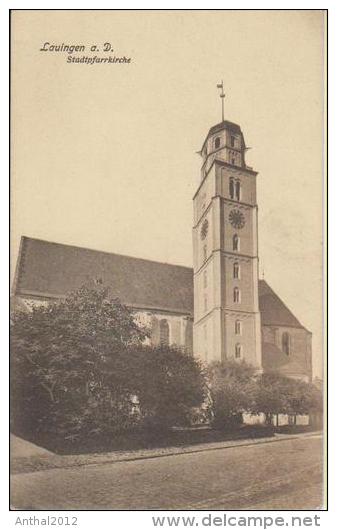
10,10,326,511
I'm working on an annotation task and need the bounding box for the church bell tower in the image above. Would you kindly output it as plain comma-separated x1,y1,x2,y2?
192,112,262,368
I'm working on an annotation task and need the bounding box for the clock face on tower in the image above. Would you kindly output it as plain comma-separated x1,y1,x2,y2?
229,209,245,229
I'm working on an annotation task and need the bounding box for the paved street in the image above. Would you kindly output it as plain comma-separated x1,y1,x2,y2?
11,434,323,510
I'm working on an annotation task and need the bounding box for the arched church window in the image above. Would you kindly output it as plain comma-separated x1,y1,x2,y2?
203,244,207,262
235,343,242,358
203,270,207,288
235,320,242,335
233,234,239,251
230,135,236,148
235,181,241,201
229,178,235,199
233,262,240,279
159,319,170,346
233,287,240,303
282,332,290,355
214,137,221,149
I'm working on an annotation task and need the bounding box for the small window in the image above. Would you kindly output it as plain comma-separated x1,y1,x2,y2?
231,135,235,148
235,181,241,201
233,234,239,251
203,244,207,262
235,320,242,335
160,319,170,346
203,270,208,288
214,137,221,149
282,332,290,355
229,178,235,199
233,262,240,279
235,343,242,359
231,158,236,165
234,287,240,303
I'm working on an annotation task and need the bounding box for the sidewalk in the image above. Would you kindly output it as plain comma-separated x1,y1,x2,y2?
10,431,322,475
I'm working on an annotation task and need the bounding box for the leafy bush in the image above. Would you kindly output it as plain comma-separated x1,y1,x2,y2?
253,372,323,424
11,285,206,443
130,345,207,431
207,360,257,429
207,361,323,429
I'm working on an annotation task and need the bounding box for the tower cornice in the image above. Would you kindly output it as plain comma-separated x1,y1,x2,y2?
193,159,258,200
214,159,258,176
193,249,259,276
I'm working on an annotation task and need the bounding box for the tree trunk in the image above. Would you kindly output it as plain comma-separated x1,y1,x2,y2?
265,412,272,425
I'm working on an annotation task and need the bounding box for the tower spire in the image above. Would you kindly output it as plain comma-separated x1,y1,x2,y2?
217,81,225,122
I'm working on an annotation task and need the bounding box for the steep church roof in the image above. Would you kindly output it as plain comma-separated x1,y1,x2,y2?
13,237,194,315
258,280,305,329
13,236,306,329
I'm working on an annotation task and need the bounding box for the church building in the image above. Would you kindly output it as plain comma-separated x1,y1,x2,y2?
12,118,313,382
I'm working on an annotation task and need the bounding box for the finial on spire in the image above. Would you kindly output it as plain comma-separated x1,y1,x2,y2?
217,81,225,122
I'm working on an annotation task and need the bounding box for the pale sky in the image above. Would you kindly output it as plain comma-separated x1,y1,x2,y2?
11,10,325,377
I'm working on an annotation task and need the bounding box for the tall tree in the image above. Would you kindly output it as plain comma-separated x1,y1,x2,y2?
11,285,207,443
11,285,149,439
207,360,257,429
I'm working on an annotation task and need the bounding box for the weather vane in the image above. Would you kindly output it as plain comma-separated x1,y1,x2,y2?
217,81,225,122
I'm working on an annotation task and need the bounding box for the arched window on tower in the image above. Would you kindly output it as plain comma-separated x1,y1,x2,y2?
233,287,240,303
214,137,221,149
229,178,234,199
233,262,240,279
235,320,242,335
233,234,239,251
159,319,170,346
235,343,242,359
282,332,290,355
235,181,241,201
